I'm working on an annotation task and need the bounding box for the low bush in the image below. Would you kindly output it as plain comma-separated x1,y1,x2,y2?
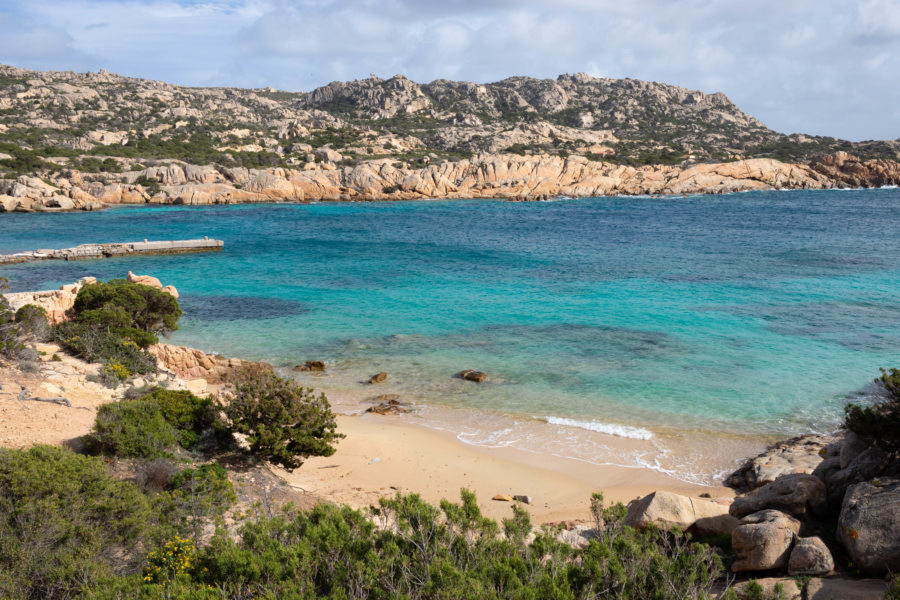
844,368,900,458
13,304,49,341
53,322,158,385
87,398,179,458
157,464,236,539
144,389,216,449
220,368,344,471
0,445,152,599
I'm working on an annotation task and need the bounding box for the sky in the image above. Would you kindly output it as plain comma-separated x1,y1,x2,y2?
0,0,898,141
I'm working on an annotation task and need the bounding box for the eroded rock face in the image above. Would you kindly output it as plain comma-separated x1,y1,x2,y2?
809,151,900,188
729,473,827,520
731,509,801,572
625,490,739,536
787,536,834,575
837,477,900,575
3,277,96,324
4,152,899,213
150,343,272,384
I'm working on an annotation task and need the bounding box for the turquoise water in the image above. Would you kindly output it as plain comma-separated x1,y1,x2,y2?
2,190,899,451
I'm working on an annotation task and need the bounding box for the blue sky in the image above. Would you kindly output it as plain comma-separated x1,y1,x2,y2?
0,0,898,141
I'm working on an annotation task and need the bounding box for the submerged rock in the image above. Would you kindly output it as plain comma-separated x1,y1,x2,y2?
294,360,326,372
366,397,412,415
367,372,387,384
456,369,487,383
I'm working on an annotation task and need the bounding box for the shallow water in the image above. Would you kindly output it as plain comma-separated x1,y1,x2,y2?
3,190,899,481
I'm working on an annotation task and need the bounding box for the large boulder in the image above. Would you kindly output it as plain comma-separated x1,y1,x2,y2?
731,510,800,572
625,490,739,536
826,445,890,506
726,434,841,493
730,473,826,520
787,536,833,575
837,477,900,575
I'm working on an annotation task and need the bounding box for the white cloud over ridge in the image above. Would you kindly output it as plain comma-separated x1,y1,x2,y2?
0,0,897,141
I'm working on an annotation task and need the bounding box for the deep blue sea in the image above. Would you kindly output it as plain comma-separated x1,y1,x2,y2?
3,190,899,482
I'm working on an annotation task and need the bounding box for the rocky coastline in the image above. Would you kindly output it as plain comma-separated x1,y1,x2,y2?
1,150,899,213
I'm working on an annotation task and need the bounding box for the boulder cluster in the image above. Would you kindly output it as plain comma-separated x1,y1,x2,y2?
626,431,899,594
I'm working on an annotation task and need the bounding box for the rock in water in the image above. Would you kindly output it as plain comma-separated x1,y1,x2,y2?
731,510,800,572
788,537,834,575
294,360,326,372
456,369,487,383
367,372,387,384
837,477,900,575
365,397,412,415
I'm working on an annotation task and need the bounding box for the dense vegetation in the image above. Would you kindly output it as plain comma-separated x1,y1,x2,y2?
0,438,734,600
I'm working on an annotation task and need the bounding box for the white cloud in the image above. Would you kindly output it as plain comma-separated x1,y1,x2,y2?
0,0,897,141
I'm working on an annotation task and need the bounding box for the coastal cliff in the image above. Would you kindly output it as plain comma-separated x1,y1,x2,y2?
2,150,899,212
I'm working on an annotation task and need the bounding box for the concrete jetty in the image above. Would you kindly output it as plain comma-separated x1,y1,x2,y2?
0,237,223,265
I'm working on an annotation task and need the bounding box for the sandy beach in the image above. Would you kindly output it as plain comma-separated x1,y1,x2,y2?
276,410,736,523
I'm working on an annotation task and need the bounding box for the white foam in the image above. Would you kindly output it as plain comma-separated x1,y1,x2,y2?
542,416,654,440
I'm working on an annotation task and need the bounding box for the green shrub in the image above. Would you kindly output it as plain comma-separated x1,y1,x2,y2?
220,369,343,471
87,399,178,458
69,278,182,347
844,368,900,458
13,304,49,341
184,489,725,599
145,389,214,434
54,321,158,385
0,277,26,359
0,445,152,599
157,464,236,539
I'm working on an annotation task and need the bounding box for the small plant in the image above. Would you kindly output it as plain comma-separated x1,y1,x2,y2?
143,537,196,584
219,368,343,471
13,304,49,341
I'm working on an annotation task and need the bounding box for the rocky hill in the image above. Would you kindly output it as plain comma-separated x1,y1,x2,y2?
1,64,899,212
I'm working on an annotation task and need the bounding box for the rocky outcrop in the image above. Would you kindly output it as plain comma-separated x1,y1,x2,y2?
731,510,801,572
837,477,900,575
625,490,739,536
3,277,95,324
729,473,827,520
149,343,272,384
726,434,842,493
809,151,900,188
